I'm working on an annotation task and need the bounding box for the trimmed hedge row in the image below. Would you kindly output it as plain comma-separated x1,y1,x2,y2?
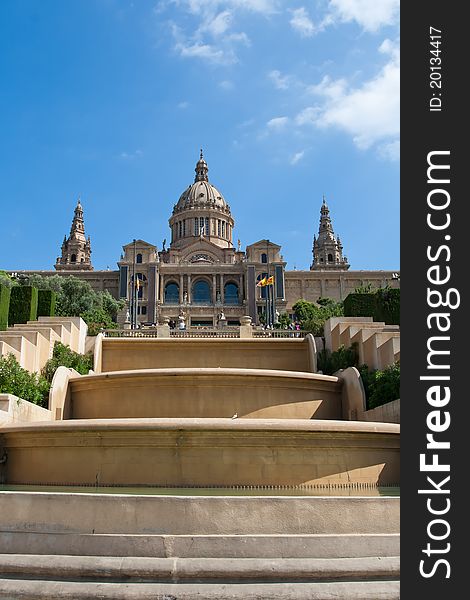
344,288,400,325
37,289,56,318
0,284,11,330
8,286,38,325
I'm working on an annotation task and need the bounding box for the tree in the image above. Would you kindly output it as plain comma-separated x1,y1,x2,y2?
292,297,344,336
0,354,50,407
42,342,93,383
277,312,291,329
14,274,124,333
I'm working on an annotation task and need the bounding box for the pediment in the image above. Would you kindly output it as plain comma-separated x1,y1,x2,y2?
180,239,225,263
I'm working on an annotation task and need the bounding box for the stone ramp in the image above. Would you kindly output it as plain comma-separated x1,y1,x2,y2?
0,579,400,599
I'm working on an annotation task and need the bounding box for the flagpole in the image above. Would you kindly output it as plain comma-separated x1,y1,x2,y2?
131,239,136,329
272,277,276,326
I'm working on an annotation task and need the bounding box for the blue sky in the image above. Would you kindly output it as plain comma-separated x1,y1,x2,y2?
0,0,399,272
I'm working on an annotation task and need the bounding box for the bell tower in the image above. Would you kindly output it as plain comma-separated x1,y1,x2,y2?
55,198,93,271
311,197,349,270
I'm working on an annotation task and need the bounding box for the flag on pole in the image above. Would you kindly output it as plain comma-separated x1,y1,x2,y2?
266,276,275,286
256,276,267,287
135,277,140,291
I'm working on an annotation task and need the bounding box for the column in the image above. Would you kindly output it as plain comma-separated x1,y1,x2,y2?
220,273,224,304
187,273,192,303
239,274,243,303
179,274,184,303
159,274,164,303
212,274,217,304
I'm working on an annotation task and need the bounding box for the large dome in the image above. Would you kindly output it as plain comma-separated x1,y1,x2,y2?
175,180,228,211
172,150,231,215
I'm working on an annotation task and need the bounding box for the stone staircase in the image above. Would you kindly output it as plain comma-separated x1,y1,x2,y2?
0,493,399,599
0,316,87,374
0,330,399,598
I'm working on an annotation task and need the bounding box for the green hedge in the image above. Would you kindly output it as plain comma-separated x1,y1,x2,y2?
0,284,11,330
375,288,400,325
344,293,376,319
37,289,56,318
8,286,38,325
344,288,400,325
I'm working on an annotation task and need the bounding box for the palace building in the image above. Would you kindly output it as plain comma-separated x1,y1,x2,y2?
20,151,399,326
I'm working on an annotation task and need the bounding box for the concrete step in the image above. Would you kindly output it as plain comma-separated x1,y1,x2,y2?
0,578,401,599
0,555,400,583
0,494,400,537
0,532,400,559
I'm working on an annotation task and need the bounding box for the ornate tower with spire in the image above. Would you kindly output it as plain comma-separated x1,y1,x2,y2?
310,197,349,270
55,199,93,271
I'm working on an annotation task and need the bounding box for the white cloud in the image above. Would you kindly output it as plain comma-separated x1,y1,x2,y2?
296,39,399,158
174,1,278,15
200,10,233,36
290,7,315,37
219,79,235,90
378,139,399,161
290,150,305,165
178,101,190,108
295,107,320,126
165,0,276,64
175,39,232,63
328,0,399,32
267,116,289,130
307,75,348,100
268,69,290,90
120,149,143,160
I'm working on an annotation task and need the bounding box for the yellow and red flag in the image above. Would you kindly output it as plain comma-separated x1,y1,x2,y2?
256,277,267,287
266,276,275,285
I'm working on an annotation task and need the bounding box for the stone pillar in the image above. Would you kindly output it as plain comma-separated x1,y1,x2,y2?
239,274,243,303
239,315,253,338
212,274,217,304
179,274,184,303
220,273,224,304
187,274,192,303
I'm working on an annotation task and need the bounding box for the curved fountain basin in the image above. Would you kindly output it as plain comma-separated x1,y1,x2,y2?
68,368,342,420
0,418,399,487
100,338,312,373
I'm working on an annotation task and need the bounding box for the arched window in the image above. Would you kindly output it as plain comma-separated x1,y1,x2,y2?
224,282,239,304
192,280,211,304
261,253,267,264
164,282,179,304
328,253,333,262
136,253,143,263
71,254,76,263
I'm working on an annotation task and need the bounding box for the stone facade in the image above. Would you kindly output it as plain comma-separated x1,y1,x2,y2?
17,152,399,325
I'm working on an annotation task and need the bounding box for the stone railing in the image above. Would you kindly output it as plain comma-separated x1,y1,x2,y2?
170,330,240,338
102,328,307,339
252,330,307,339
102,328,240,338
